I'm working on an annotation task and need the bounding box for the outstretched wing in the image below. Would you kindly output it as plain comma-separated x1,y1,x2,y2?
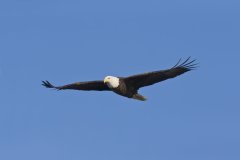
124,57,197,89
42,80,110,91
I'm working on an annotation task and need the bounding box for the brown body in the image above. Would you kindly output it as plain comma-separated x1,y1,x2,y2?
111,79,146,101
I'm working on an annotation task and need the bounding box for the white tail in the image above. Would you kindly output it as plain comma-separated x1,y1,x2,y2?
132,94,147,101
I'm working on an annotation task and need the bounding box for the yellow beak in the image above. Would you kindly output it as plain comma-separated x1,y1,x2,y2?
104,79,109,83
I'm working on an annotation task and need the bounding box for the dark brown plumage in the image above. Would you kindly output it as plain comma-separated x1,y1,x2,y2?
124,57,197,90
42,80,109,91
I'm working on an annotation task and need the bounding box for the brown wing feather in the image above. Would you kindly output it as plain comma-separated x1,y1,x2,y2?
42,80,110,91
124,57,197,89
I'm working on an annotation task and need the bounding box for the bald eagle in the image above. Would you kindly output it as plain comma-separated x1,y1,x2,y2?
42,57,197,101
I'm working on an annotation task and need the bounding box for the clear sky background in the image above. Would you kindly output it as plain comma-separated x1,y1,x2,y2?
0,0,240,160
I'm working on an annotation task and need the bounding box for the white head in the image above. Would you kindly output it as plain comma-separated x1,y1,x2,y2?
104,76,120,88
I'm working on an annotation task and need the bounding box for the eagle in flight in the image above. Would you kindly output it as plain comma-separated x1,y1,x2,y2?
42,57,197,101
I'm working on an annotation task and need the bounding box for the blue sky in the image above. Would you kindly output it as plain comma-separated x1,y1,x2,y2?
0,0,240,160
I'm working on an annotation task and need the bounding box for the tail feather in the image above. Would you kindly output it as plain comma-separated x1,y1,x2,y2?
132,94,147,101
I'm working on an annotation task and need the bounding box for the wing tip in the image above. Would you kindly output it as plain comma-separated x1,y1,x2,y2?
173,57,198,71
42,80,60,90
